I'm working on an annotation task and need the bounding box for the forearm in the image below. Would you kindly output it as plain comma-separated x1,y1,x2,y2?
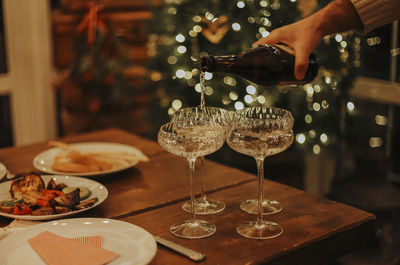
310,0,363,36
351,0,400,33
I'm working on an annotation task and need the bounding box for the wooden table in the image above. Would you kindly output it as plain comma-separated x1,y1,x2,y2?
0,128,376,265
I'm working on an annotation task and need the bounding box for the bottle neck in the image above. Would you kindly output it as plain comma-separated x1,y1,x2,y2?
200,55,237,73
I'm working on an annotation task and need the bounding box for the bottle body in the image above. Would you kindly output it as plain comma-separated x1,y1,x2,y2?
200,44,319,86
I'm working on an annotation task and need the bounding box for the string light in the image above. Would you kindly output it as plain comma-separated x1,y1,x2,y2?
248,17,255,23
306,86,314,96
195,83,201,92
237,1,245,8
313,102,321,111
308,130,316,138
244,95,253,104
335,34,343,42
229,91,238,100
172,99,182,109
234,101,244,110
246,85,256,94
313,144,321,154
204,72,213,80
369,137,382,147
222,96,230,105
320,133,328,143
224,76,237,86
305,114,312,123
262,31,270,38
375,115,388,125
205,86,214,95
167,7,177,15
175,34,185,43
257,95,266,104
175,69,185,78
260,0,268,7
193,25,202,32
177,45,187,54
232,23,241,31
347,101,355,111
167,56,177,64
296,133,306,144
184,71,192,79
192,15,201,22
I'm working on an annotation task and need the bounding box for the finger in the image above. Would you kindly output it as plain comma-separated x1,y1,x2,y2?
294,51,309,80
252,31,281,47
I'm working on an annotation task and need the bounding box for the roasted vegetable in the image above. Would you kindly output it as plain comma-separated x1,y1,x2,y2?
0,205,14,214
51,188,80,208
22,190,44,206
31,207,55,216
10,172,45,199
54,206,71,214
55,183,68,191
75,197,98,210
46,178,57,190
62,186,91,200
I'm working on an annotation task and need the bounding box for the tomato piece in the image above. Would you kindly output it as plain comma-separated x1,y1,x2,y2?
12,204,32,215
41,189,64,197
36,198,50,207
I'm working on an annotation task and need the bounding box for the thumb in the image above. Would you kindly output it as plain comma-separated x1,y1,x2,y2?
294,50,309,80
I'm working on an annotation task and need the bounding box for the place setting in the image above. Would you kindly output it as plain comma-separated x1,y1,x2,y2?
0,140,156,265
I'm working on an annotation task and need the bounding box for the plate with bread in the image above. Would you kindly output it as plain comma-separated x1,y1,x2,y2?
33,141,149,177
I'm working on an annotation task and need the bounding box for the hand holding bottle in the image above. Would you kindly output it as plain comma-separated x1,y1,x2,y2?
253,0,364,81
252,18,323,81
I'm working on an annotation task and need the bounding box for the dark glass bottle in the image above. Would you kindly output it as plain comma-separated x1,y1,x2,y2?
200,44,319,86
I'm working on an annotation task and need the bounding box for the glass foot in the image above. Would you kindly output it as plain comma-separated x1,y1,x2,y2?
236,220,283,239
170,219,216,239
182,198,225,215
240,199,283,215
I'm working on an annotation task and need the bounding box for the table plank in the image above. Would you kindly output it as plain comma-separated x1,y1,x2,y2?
81,152,255,218
120,181,375,265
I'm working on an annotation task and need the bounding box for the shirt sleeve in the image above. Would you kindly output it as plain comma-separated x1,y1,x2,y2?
351,0,400,34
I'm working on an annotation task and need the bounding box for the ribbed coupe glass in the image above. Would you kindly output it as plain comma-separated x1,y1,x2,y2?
158,120,225,238
226,107,293,239
172,106,231,215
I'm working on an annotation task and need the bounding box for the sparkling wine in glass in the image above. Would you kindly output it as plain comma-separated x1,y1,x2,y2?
226,107,293,239
158,122,225,238
172,106,231,215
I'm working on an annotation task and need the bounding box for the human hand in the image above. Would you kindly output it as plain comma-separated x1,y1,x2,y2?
253,16,323,80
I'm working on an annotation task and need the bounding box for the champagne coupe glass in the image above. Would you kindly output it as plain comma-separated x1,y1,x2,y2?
158,120,225,238
226,107,293,239
172,106,231,215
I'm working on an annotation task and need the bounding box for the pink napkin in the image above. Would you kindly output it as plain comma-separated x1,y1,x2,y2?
28,231,119,265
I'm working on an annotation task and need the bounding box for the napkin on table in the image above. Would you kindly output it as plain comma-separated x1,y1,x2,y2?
28,231,119,265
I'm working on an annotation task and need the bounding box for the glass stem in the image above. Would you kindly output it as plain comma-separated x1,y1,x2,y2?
188,158,197,222
256,158,264,226
200,156,207,203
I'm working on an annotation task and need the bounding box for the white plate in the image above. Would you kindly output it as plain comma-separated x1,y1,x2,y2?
33,142,145,177
0,175,108,220
0,218,157,265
